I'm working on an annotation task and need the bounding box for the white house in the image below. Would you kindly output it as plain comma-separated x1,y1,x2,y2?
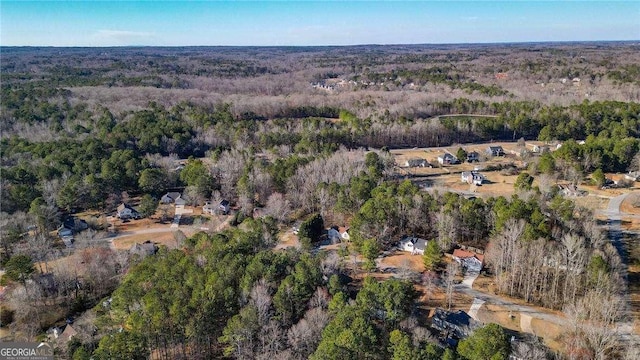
204,200,230,215
339,226,350,241
116,203,139,219
160,192,185,205
625,171,640,182
486,146,505,157
405,158,429,168
461,171,485,185
437,153,458,165
328,226,350,243
398,236,427,255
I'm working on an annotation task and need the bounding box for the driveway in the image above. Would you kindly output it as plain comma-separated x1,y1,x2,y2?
454,192,639,346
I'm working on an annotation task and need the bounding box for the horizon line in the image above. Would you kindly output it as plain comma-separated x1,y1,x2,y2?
2,40,639,49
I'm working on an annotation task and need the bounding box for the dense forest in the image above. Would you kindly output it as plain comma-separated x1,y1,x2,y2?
1,43,639,359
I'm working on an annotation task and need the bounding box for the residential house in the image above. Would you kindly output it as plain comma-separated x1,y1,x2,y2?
530,144,550,154
219,200,230,214
203,200,231,215
437,153,459,165
431,308,480,339
292,221,302,235
57,217,88,247
625,171,640,182
460,171,485,185
49,324,77,345
339,226,350,241
327,227,341,243
557,184,586,197
486,146,505,157
129,241,158,258
57,226,74,238
398,236,428,255
62,217,88,232
161,192,186,205
467,151,480,163
327,226,350,243
116,203,139,219
452,249,484,272
405,158,430,168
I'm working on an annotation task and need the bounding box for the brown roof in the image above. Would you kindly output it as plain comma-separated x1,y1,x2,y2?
452,249,484,262
59,324,77,343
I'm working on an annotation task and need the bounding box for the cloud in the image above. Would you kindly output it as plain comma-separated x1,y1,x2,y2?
91,29,158,46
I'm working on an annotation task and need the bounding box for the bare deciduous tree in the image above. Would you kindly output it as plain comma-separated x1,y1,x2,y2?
264,193,291,222
444,261,459,310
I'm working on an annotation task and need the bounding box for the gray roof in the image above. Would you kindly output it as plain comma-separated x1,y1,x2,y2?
163,192,182,200
402,236,427,251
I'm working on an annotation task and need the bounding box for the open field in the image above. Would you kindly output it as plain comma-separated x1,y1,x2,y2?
392,142,531,198
111,230,197,250
377,251,426,273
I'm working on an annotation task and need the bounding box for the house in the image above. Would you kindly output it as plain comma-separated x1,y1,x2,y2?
57,226,74,238
529,144,550,154
398,236,428,255
116,203,139,219
437,153,459,165
405,158,430,168
129,241,158,258
161,192,185,205
219,200,230,214
452,249,484,272
557,183,586,197
625,172,640,182
467,151,480,163
486,146,505,157
62,217,88,232
339,226,350,241
292,221,302,235
50,324,77,344
327,227,341,243
460,171,485,185
431,308,480,339
203,200,230,215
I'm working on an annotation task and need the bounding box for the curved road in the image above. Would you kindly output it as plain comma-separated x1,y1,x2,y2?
456,192,639,346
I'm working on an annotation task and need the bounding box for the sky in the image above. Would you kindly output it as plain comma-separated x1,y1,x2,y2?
1,1,639,46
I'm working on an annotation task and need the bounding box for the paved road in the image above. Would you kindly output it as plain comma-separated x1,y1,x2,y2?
600,193,639,346
453,192,640,346
454,283,567,326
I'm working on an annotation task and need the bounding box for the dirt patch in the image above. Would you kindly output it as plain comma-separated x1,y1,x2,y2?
621,193,640,215
112,230,196,250
472,274,498,294
476,303,522,332
530,318,564,352
378,251,425,273
572,196,609,212
275,231,300,250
